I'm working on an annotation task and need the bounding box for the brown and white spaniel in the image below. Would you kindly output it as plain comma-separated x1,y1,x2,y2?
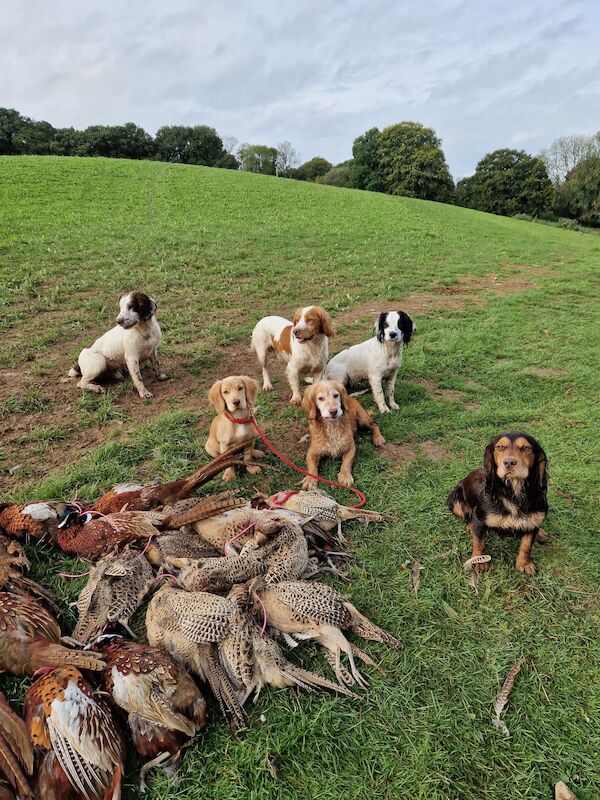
251,306,334,404
300,380,385,490
205,375,263,481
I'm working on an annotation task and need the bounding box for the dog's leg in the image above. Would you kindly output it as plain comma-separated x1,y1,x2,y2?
126,356,153,399
149,349,168,381
468,518,489,571
77,351,107,394
302,447,321,490
354,402,386,447
254,341,273,391
369,374,389,413
385,368,400,411
244,440,261,475
337,442,356,487
286,364,303,404
515,531,536,575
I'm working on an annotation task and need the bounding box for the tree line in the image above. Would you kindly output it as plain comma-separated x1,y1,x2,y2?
1,107,598,227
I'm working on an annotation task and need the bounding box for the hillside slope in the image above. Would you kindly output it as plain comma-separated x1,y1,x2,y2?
0,156,599,800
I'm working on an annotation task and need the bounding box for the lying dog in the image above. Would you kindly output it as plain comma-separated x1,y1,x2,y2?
205,375,263,481
448,431,548,575
251,306,334,404
300,380,385,490
326,310,414,413
69,291,167,399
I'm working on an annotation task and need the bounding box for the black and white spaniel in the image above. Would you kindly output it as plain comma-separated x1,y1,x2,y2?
325,311,415,413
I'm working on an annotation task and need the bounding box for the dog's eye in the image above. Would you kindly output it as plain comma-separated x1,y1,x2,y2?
521,445,532,452
317,396,325,402
332,393,339,399
495,444,506,451
223,390,230,394
383,322,389,328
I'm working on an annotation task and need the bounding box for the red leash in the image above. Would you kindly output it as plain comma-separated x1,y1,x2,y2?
223,412,367,509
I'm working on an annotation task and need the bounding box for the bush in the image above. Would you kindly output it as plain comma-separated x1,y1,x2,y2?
294,157,333,182
554,155,600,227
315,165,351,187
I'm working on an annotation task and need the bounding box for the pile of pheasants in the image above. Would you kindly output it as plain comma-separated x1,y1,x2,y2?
0,441,399,800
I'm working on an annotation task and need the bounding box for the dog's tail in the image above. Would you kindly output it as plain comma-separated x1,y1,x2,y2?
447,483,468,519
68,363,81,378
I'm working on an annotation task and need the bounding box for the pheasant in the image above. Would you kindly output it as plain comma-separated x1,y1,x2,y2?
99,636,206,789
89,482,148,515
219,585,358,703
53,510,161,559
72,548,154,644
0,592,104,675
145,586,245,730
191,508,286,550
264,490,387,535
159,490,247,530
0,502,78,540
145,527,221,569
249,579,401,688
139,443,251,507
0,536,58,611
0,692,33,800
177,521,309,592
24,667,124,800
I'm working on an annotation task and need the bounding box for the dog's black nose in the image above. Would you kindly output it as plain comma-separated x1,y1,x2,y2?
388,331,398,338
503,457,518,468
232,399,241,406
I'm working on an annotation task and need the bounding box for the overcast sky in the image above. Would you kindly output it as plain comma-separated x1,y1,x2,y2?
1,0,599,177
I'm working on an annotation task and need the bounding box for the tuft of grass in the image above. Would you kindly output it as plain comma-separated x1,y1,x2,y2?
0,389,51,417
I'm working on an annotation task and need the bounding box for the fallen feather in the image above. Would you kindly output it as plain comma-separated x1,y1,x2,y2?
555,781,578,800
462,554,491,571
492,656,525,737
411,560,423,597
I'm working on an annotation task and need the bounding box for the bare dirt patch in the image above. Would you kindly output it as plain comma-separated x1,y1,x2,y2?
523,367,565,377
335,263,545,328
420,440,449,462
409,378,468,404
379,442,419,465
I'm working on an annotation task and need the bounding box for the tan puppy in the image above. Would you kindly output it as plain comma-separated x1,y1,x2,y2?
205,376,263,481
301,380,385,490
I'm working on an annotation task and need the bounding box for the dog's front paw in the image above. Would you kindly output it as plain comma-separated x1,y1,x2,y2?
246,464,262,475
157,373,168,381
373,432,386,448
222,468,236,482
263,382,274,391
290,395,302,405
337,471,354,487
378,404,391,414
516,559,536,576
388,400,399,411
139,389,154,399
302,476,317,490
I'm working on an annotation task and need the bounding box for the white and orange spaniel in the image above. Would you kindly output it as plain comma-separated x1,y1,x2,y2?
251,306,334,404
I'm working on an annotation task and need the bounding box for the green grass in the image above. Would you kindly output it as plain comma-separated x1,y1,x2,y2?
1,156,599,800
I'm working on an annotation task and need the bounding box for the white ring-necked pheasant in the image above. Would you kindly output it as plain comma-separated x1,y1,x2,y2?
24,666,124,800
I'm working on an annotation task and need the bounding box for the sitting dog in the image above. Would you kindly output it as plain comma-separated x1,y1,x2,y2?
300,380,385,490
251,306,334,404
69,291,167,399
326,310,415,413
205,375,263,481
447,431,548,575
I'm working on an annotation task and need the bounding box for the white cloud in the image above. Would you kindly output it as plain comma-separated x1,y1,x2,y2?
0,0,598,176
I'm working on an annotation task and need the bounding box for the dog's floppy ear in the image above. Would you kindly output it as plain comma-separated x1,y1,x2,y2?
301,385,319,421
317,308,335,337
484,438,497,485
292,307,303,326
533,441,548,493
208,380,225,413
149,297,158,315
398,311,414,345
338,383,350,413
375,313,386,343
242,376,259,408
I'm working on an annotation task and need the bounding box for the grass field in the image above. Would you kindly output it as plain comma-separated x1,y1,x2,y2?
0,155,599,800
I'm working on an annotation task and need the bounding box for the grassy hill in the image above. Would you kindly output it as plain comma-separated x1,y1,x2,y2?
0,156,599,799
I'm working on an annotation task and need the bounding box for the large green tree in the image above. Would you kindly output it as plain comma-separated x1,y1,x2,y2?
154,125,226,166
293,157,333,182
554,155,600,226
349,127,383,191
457,148,553,217
377,122,454,202
78,123,155,159
237,143,278,174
